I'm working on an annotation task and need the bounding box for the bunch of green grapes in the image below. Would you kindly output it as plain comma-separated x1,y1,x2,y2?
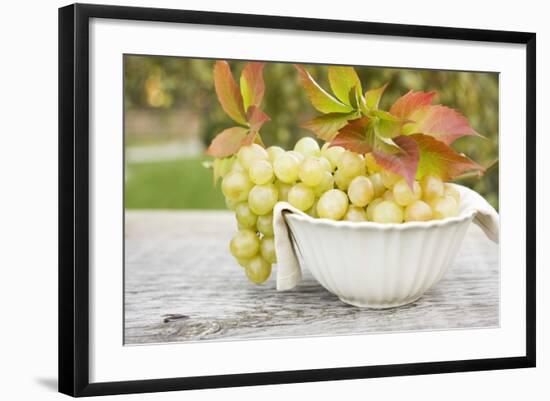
220,137,461,284
340,164,460,224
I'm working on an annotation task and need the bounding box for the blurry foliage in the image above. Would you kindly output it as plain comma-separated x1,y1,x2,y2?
125,56,499,209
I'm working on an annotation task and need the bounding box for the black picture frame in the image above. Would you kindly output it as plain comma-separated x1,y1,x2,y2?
58,3,536,397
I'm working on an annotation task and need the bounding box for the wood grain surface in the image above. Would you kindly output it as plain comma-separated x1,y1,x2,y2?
124,210,499,345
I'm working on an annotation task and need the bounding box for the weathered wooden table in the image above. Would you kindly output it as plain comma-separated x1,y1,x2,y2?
124,210,499,345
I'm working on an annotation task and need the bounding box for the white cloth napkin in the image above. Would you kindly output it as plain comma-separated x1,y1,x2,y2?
273,184,499,291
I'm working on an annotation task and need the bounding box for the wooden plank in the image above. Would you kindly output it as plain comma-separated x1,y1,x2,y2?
124,210,499,344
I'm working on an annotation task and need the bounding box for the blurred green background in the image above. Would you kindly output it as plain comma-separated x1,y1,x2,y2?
124,56,499,210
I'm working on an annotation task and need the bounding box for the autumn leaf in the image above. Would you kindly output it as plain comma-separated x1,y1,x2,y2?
389,90,436,119
372,135,420,188
364,83,388,111
294,64,354,114
404,105,480,145
330,117,373,154
301,112,357,141
240,62,265,111
409,133,484,180
331,131,372,154
246,105,270,133
214,61,247,125
374,135,402,154
328,66,362,105
373,110,408,138
205,126,249,158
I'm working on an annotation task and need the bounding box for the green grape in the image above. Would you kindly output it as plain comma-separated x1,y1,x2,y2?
256,213,274,236
420,174,444,201
314,171,335,197
347,176,374,207
221,171,253,202
235,257,250,268
307,200,319,218
344,206,367,222
230,159,246,173
430,196,458,219
248,183,278,216
288,183,315,211
365,153,381,174
381,170,401,189
404,200,433,222
334,169,353,191
273,152,300,183
318,157,332,172
299,157,325,187
237,143,268,170
230,229,260,259
249,159,274,185
245,256,272,284
337,151,365,178
260,236,277,264
275,180,292,202
225,197,239,211
393,179,422,207
317,189,349,220
294,137,321,157
372,200,404,223
444,183,461,205
366,197,383,221
369,173,386,197
383,189,395,201
321,144,345,171
287,150,305,163
235,203,257,228
267,146,285,163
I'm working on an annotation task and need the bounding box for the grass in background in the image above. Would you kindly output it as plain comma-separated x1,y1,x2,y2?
125,157,225,209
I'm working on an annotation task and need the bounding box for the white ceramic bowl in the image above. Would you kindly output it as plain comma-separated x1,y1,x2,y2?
283,186,483,308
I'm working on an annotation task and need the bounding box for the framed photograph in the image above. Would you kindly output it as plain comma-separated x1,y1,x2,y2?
58,3,536,397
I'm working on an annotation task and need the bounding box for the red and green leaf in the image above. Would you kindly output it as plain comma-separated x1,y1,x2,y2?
240,62,265,111
214,61,247,125
409,133,484,180
294,64,354,114
389,90,436,119
246,105,270,133
301,112,357,141
328,66,362,105
364,83,388,111
330,117,373,154
208,61,271,159
205,126,250,158
404,105,480,145
373,135,420,188
374,135,402,154
373,110,409,138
